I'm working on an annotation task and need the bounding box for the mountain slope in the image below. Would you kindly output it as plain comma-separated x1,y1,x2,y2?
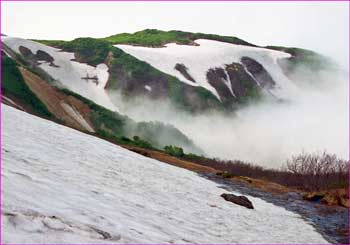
114,39,296,101
1,52,201,153
2,104,328,244
4,30,333,114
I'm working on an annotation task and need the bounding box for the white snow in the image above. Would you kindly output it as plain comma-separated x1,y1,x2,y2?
115,39,299,100
144,85,152,92
2,104,328,244
2,36,119,113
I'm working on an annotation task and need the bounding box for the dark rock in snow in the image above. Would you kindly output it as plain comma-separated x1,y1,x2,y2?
175,63,197,83
241,56,276,89
221,193,254,209
18,46,59,67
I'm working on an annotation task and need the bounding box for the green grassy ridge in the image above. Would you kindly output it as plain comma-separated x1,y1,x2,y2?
33,37,224,112
1,55,54,119
32,38,111,66
32,33,331,112
60,88,201,153
102,29,256,47
265,46,335,70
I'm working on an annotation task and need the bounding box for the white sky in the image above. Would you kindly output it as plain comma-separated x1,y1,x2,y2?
1,1,349,68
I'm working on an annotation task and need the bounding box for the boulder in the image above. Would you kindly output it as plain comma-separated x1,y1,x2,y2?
221,193,254,209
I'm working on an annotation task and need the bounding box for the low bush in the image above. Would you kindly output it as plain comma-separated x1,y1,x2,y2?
164,145,185,157
178,150,349,192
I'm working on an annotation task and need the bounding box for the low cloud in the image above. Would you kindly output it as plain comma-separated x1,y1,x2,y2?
110,65,349,169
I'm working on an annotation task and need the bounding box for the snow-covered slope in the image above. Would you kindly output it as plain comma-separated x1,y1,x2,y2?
2,104,328,244
2,36,119,112
116,39,299,100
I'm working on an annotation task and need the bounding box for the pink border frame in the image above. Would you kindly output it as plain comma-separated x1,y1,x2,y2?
0,1,348,245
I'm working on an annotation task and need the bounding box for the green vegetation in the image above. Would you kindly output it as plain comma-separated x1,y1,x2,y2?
132,136,155,149
58,38,111,66
110,46,222,112
60,88,200,152
1,55,53,118
265,46,335,71
34,38,111,66
102,29,254,47
31,39,66,47
240,80,262,104
164,145,185,157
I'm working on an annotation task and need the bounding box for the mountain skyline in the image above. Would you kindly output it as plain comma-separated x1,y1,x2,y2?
2,1,349,69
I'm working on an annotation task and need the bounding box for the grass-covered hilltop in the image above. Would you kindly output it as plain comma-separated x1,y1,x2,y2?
33,29,335,114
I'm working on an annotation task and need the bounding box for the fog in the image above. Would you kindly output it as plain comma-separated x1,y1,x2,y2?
110,67,349,169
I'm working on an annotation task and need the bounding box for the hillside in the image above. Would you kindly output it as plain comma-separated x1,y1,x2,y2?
1,51,201,154
26,29,335,113
2,104,328,244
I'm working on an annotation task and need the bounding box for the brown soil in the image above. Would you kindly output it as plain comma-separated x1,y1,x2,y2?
122,145,217,174
303,189,349,208
121,145,348,208
122,145,298,195
18,67,94,132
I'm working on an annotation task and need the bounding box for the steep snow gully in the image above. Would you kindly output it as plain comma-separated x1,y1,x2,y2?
2,105,328,244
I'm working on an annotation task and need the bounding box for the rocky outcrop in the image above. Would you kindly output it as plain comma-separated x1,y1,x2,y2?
18,67,94,132
206,67,236,105
226,62,259,98
205,62,261,104
19,45,59,67
106,49,223,113
221,193,254,209
240,56,275,89
175,63,196,83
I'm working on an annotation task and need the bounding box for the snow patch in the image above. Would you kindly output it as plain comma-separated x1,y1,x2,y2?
60,102,95,132
2,104,328,244
144,85,152,92
115,39,298,100
2,36,120,113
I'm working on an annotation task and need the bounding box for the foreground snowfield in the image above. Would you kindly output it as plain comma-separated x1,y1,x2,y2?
2,105,328,244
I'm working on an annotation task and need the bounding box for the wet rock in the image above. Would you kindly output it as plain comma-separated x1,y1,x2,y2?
175,63,196,83
225,62,259,99
19,46,36,59
240,56,276,89
303,192,325,202
18,46,58,67
206,67,235,103
221,193,254,209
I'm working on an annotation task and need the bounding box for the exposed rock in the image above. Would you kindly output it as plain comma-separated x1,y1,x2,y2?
221,193,254,209
19,46,59,67
303,189,350,208
19,46,36,60
225,62,259,99
106,60,222,112
206,67,235,104
18,66,94,132
175,63,196,83
36,50,58,67
303,192,325,202
240,56,275,89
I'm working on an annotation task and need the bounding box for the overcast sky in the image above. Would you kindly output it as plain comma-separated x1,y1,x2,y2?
1,1,349,68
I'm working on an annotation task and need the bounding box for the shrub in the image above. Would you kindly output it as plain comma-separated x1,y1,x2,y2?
285,151,349,191
164,145,185,157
